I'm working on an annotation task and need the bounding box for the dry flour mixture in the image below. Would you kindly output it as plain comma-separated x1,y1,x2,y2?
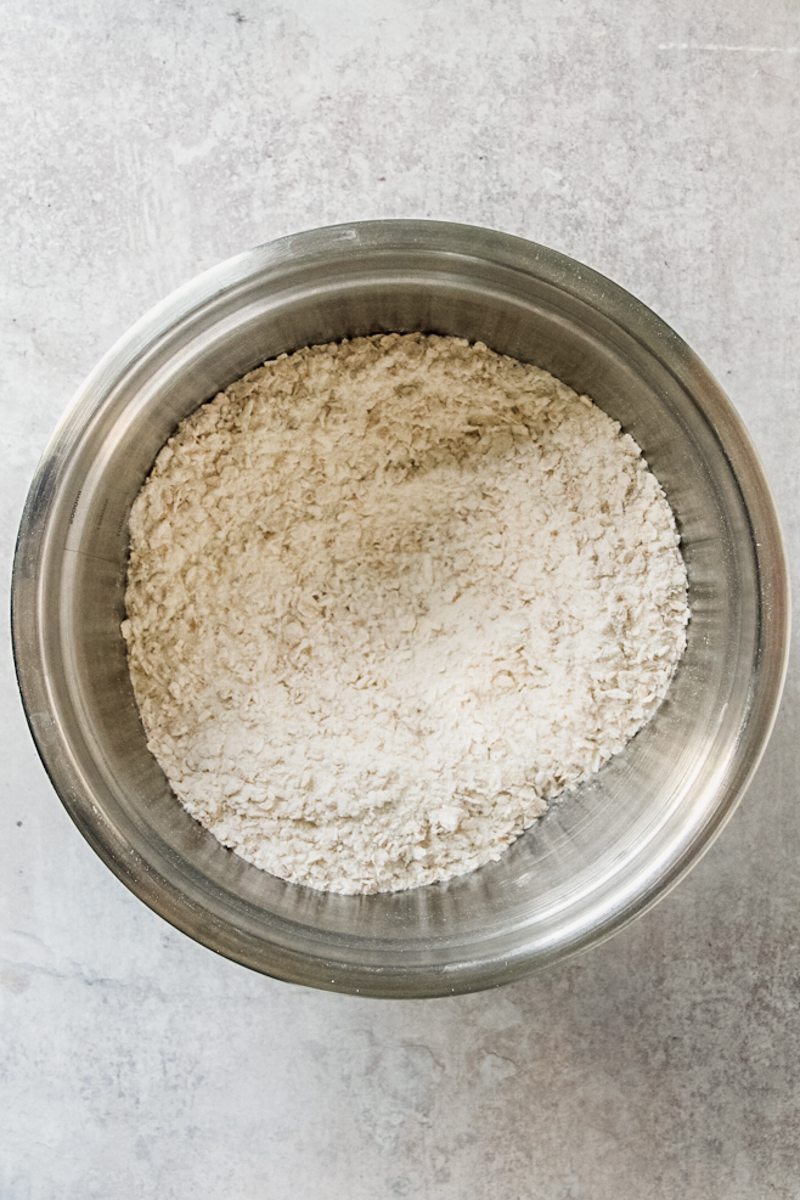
122,334,690,894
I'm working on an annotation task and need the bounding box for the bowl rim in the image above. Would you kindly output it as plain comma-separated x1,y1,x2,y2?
11,219,791,997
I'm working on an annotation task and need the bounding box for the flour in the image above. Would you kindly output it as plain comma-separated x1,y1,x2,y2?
122,333,690,894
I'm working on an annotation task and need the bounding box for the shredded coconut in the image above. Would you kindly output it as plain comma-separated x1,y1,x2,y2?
122,333,690,894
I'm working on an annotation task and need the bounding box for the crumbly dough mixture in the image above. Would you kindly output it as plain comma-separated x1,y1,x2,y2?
122,334,690,893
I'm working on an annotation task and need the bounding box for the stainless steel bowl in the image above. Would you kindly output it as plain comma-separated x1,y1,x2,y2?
12,221,789,997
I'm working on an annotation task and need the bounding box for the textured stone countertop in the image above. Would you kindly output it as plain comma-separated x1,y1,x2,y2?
2,2,798,1197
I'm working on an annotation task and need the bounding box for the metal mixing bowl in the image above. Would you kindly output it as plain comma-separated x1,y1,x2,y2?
12,221,789,997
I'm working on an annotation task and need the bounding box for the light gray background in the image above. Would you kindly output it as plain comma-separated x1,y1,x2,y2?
2,1,798,1197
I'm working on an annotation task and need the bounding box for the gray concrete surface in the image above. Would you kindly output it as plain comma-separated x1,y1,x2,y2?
2,1,799,1196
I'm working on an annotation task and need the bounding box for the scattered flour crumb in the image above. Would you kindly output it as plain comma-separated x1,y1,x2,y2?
122,333,690,894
